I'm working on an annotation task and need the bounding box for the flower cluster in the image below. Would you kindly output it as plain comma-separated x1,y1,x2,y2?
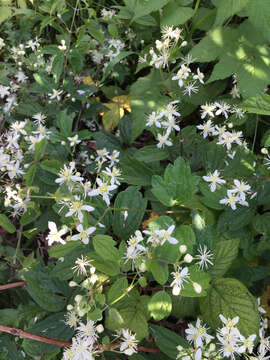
146,100,181,148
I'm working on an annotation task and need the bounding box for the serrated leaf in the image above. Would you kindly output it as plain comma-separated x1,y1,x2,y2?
247,0,270,41
0,7,12,24
200,277,260,337
107,277,129,304
0,214,16,234
148,291,172,321
113,186,147,240
93,234,120,262
147,259,168,285
101,51,134,82
34,138,47,161
161,3,193,26
132,0,168,20
174,225,196,254
242,93,270,115
120,157,155,186
213,0,248,27
150,325,188,359
134,145,168,163
89,252,120,276
209,239,240,278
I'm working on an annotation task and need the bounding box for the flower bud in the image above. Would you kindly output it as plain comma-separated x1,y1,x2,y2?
193,282,202,294
96,324,104,333
69,281,77,287
67,304,73,311
75,294,82,303
184,254,193,263
179,245,187,254
172,285,181,296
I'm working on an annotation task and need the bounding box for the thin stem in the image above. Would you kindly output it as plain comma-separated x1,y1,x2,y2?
252,115,259,152
13,224,23,265
0,281,26,291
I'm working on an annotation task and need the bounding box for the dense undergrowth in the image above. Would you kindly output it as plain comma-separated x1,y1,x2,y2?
0,0,270,359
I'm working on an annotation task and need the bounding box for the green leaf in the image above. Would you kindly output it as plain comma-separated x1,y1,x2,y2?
101,51,134,82
147,259,168,285
34,138,47,161
152,157,199,206
213,0,248,27
247,0,270,41
119,307,148,341
161,3,193,26
217,207,253,233
93,234,120,262
20,207,41,226
209,239,240,278
57,110,75,136
89,252,120,276
171,296,200,318
148,291,172,321
134,145,168,163
22,262,67,312
0,7,12,24
107,277,129,304
242,93,270,115
174,225,196,254
181,265,211,297
0,214,16,234
200,277,260,337
132,0,168,20
113,186,147,240
51,55,64,83
120,156,155,186
0,335,24,359
24,164,37,186
150,324,188,359
69,49,84,73
40,159,63,175
22,312,73,357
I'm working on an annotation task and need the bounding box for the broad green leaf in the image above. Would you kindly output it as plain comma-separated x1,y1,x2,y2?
217,207,253,233
107,277,129,304
132,0,168,20
200,277,260,337
150,324,188,359
134,145,168,163
113,186,147,240
89,252,120,276
174,225,196,254
57,110,75,136
148,291,172,321
0,308,20,327
151,175,175,206
120,156,155,186
0,7,12,24
51,55,64,83
247,0,270,41
119,307,148,340
101,51,134,82
242,93,270,115
0,214,16,234
40,159,63,175
93,234,120,262
22,312,73,357
252,213,270,234
22,262,67,312
172,296,200,318
34,138,47,161
20,207,41,226
161,3,193,26
147,259,169,285
24,164,37,186
209,239,240,278
181,265,211,297
213,0,248,27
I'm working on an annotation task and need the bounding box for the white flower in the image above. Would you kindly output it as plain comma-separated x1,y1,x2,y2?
200,103,216,119
219,314,239,329
230,179,251,201
70,337,96,360
120,329,138,356
215,102,231,119
259,328,270,354
46,221,68,246
32,113,46,125
258,298,267,314
156,225,178,245
238,334,256,354
48,89,63,100
72,255,93,275
195,245,214,269
102,166,121,185
68,134,81,146
88,178,117,205
65,311,78,329
217,132,234,150
10,121,27,135
127,230,146,251
230,85,240,99
185,318,214,348
28,135,43,151
162,26,183,41
66,197,95,222
70,224,96,244
0,37,5,49
219,190,240,210
55,163,83,185
0,85,10,98
160,101,180,120
172,64,191,87
202,170,226,192
157,133,172,148
58,39,67,51
162,117,180,133
6,161,24,179
193,68,204,84
6,133,20,149
146,111,162,128
197,120,215,138
170,266,189,295
76,320,97,345
183,82,199,96
15,71,28,83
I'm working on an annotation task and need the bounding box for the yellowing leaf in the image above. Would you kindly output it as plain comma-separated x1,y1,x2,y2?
142,212,159,229
82,76,98,87
102,103,124,131
111,95,133,112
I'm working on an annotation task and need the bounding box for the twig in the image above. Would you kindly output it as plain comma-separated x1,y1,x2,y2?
0,281,26,291
0,325,160,353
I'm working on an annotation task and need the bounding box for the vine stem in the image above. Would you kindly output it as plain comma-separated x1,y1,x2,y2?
0,325,160,353
0,281,26,291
